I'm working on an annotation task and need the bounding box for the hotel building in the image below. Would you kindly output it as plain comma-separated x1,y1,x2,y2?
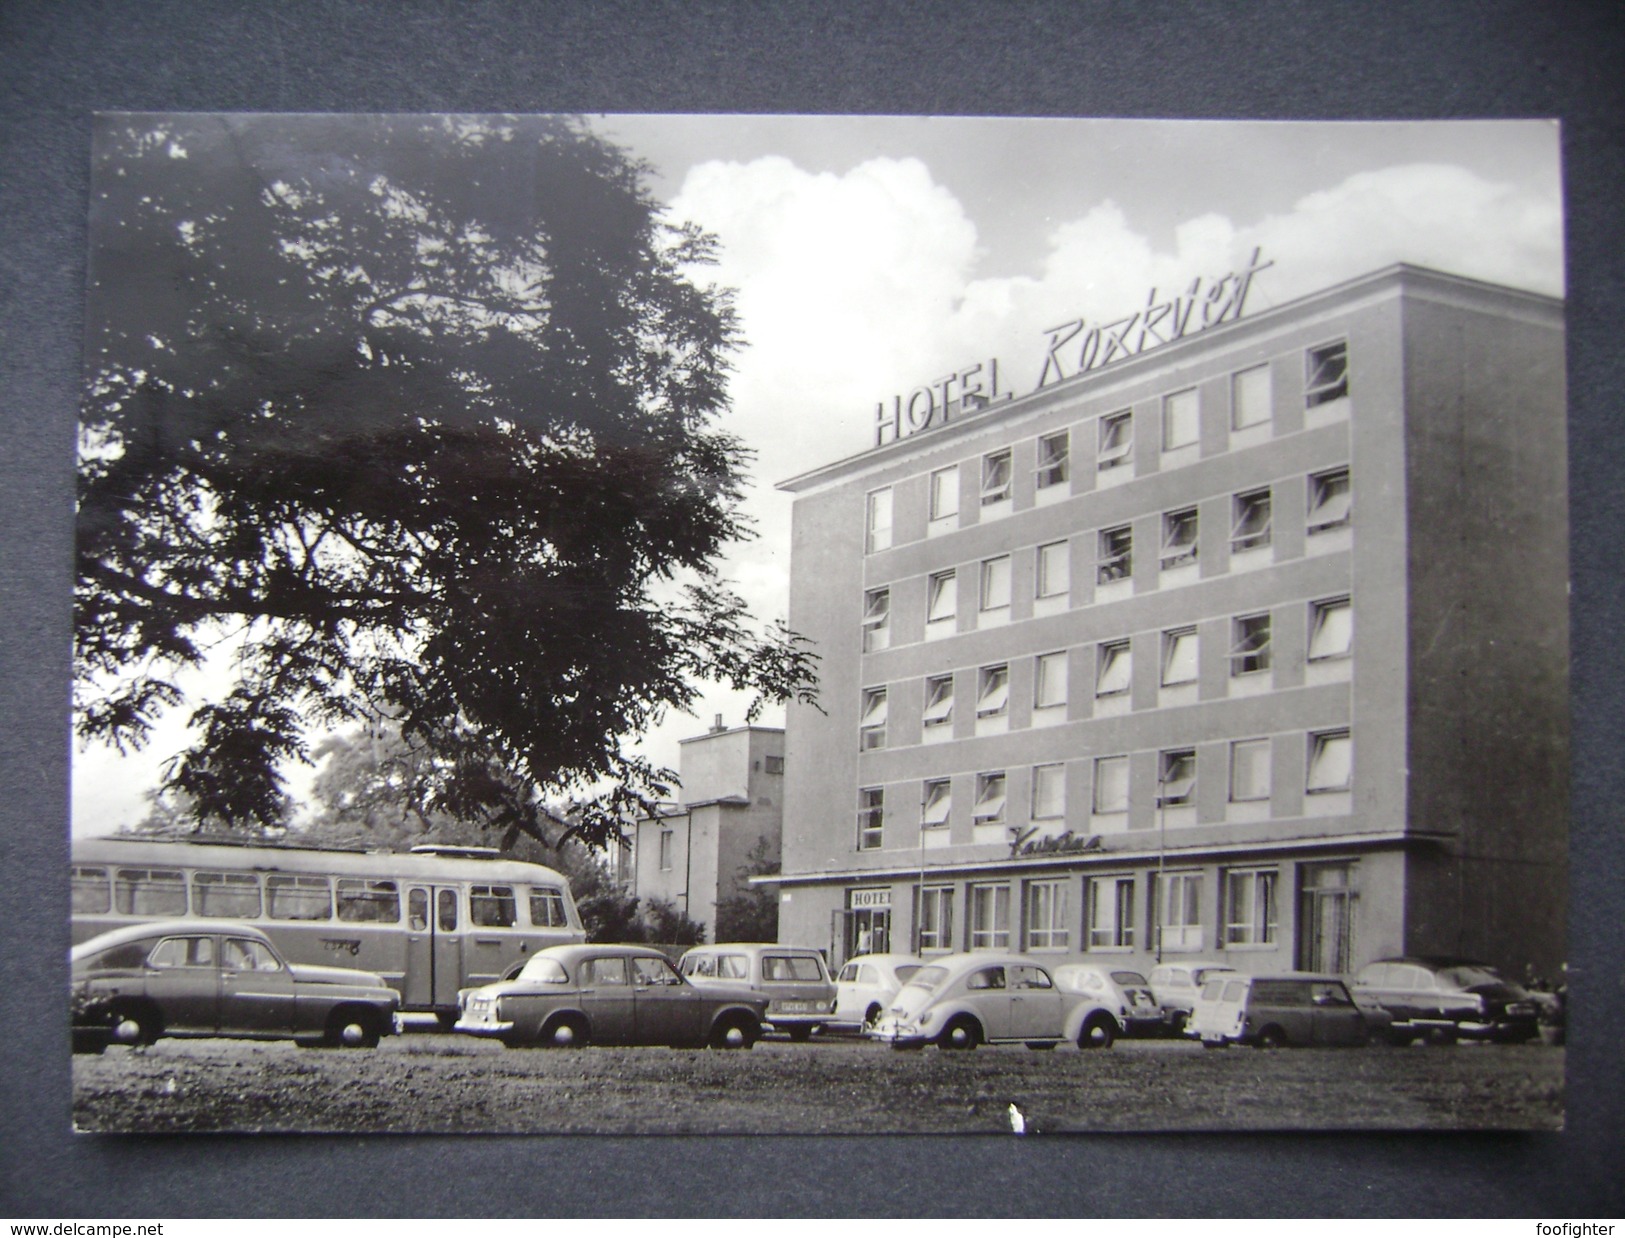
773,264,1567,979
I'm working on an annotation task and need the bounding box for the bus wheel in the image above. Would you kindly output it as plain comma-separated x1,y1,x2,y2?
543,1015,589,1048
326,1008,382,1049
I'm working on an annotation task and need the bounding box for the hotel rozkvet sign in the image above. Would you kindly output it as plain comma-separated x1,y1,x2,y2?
873,247,1272,448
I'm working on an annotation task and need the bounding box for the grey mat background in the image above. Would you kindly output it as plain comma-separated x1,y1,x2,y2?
2,0,1621,1218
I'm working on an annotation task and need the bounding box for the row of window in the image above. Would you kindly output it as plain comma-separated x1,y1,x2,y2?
911,864,1285,954
862,468,1351,651
70,866,572,930
856,730,1352,849
858,595,1352,751
865,341,1350,553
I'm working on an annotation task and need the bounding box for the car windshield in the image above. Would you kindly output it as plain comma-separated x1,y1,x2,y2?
1434,965,1505,989
517,956,570,983
899,965,948,996
1111,971,1150,987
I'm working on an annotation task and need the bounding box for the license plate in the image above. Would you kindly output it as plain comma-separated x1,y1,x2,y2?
774,1000,817,1014
1507,1002,1534,1017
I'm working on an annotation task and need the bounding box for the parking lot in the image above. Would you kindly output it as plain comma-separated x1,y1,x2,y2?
71,1032,1564,1134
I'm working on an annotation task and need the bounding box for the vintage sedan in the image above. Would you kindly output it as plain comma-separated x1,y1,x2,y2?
678,943,836,1040
71,921,400,1052
829,953,923,1034
1350,956,1540,1044
869,952,1116,1051
456,943,768,1049
1051,963,1166,1045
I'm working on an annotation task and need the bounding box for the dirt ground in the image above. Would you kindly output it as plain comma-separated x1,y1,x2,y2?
70,1031,1564,1135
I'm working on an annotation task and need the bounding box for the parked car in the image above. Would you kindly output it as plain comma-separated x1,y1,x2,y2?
456,943,767,1049
1187,972,1391,1049
830,953,923,1033
71,921,400,1052
678,943,836,1041
868,952,1123,1051
1147,961,1237,1033
1051,963,1166,1044
1349,957,1539,1044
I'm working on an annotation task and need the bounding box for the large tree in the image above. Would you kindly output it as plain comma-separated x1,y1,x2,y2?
76,114,816,849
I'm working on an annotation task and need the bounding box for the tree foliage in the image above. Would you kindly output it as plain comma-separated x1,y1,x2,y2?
713,835,780,943
76,114,817,847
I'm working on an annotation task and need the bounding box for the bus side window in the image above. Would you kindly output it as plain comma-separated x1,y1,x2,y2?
267,874,333,921
337,879,401,923
72,866,112,914
470,884,516,927
437,887,457,932
408,888,429,932
529,887,567,928
115,868,188,916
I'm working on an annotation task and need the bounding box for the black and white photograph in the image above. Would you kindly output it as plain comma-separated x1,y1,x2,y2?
63,110,1574,1137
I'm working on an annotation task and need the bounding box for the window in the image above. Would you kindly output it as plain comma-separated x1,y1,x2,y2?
193,871,262,918
470,884,518,928
72,865,111,914
530,887,569,928
1305,340,1349,406
149,936,214,970
929,465,959,523
1036,430,1069,489
865,487,892,553
1158,872,1203,952
1224,869,1279,945
976,664,1009,720
922,674,954,732
658,829,674,871
1232,363,1271,429
1161,627,1198,686
857,787,884,849
1308,597,1352,660
633,956,684,988
1307,730,1353,794
223,937,283,973
979,555,1011,613
862,588,890,652
336,878,400,923
1093,755,1129,814
1098,525,1132,583
860,686,889,750
1162,387,1199,451
1158,748,1196,806
1032,763,1066,820
764,754,785,775
1088,876,1135,949
921,779,951,829
973,772,1007,825
917,887,954,951
1096,639,1131,697
969,883,1011,949
114,868,187,916
1230,613,1272,675
1025,880,1069,950
1231,489,1272,552
1161,508,1198,569
1034,651,1067,711
981,449,1012,506
1098,409,1133,469
1229,738,1272,802
1307,468,1352,533
926,570,957,627
1036,540,1069,599
588,957,631,987
266,874,332,921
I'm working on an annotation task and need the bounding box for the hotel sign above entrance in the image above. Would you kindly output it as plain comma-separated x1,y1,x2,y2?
872,248,1272,449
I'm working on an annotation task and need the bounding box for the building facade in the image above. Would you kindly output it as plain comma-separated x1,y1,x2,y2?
630,721,785,939
775,264,1567,978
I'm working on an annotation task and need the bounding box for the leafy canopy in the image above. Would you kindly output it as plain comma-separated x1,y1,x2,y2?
77,114,816,849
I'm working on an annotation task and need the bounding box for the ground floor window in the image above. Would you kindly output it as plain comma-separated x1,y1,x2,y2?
1024,879,1069,950
1087,875,1135,949
916,886,954,953
968,882,1011,950
1157,871,1203,952
1223,868,1278,945
1297,862,1356,972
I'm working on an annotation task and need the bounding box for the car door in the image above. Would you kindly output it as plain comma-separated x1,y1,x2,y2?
1310,980,1365,1044
143,935,221,1033
961,964,1012,1039
578,955,635,1043
219,936,297,1035
631,955,704,1045
1007,964,1064,1039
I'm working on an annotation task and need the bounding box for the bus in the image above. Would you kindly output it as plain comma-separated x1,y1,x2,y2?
71,836,586,1023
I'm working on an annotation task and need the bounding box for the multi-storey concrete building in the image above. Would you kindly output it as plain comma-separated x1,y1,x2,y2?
629,720,785,939
774,263,1567,979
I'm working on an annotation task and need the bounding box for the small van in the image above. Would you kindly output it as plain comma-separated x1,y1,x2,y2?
678,943,837,1040
1187,972,1389,1048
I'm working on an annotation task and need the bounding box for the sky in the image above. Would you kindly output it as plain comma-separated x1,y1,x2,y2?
71,116,1565,837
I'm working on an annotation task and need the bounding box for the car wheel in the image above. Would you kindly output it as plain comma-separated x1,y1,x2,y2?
107,1002,161,1048
1077,1014,1117,1050
325,1007,382,1049
1426,1026,1459,1047
542,1014,589,1048
862,1004,883,1033
71,1029,108,1055
1255,1025,1288,1049
709,1014,761,1050
1386,1029,1416,1047
786,1025,815,1043
1168,1011,1189,1037
938,1017,982,1050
